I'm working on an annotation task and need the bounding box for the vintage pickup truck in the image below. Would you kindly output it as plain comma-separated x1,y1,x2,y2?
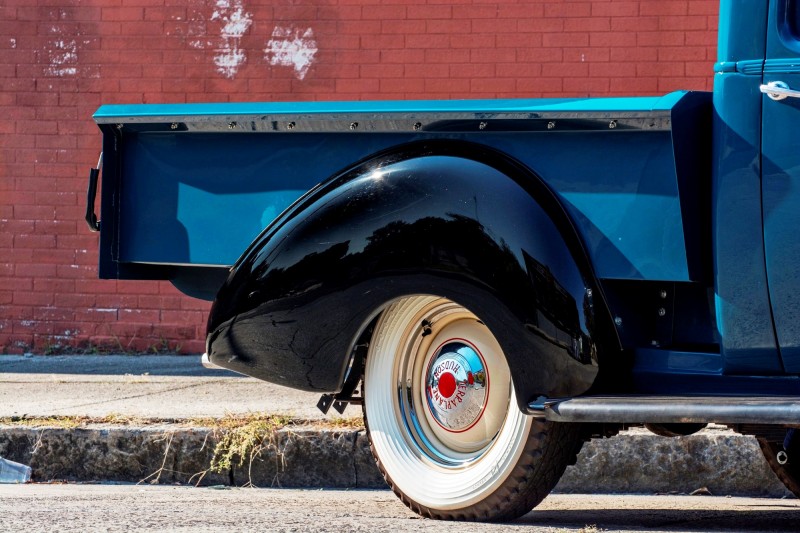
88,0,800,522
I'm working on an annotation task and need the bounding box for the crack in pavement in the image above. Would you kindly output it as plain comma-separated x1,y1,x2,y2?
45,382,211,413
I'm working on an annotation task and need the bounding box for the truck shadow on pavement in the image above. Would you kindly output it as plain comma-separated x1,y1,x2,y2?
522,504,800,531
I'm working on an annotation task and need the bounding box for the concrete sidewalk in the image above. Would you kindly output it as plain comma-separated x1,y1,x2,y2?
0,354,792,497
0,354,326,420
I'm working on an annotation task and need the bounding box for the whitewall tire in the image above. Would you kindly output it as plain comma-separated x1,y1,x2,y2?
363,295,582,521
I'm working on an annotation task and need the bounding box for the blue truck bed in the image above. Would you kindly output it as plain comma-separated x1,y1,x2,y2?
93,91,710,298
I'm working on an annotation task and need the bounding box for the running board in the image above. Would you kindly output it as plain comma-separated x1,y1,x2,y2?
529,396,800,425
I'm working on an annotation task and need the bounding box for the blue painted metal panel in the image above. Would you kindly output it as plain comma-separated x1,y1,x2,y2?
711,5,781,374
113,125,692,281
95,93,686,122
635,348,724,376
518,132,690,281
119,132,417,266
762,0,800,372
716,0,769,67
632,347,800,395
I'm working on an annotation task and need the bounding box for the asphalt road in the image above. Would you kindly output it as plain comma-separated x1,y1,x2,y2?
0,486,797,532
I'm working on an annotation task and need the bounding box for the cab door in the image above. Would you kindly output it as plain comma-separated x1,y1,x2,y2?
761,0,800,372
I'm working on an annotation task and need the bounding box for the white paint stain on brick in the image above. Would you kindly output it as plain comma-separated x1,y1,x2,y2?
52,330,77,342
45,38,78,77
184,1,210,50
211,0,252,79
265,26,318,80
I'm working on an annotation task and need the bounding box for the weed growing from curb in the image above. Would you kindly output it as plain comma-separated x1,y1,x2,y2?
189,413,292,487
212,414,289,472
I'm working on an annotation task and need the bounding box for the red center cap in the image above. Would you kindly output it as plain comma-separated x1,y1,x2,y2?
438,371,457,398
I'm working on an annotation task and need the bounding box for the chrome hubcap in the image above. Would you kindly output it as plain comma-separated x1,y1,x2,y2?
425,341,488,432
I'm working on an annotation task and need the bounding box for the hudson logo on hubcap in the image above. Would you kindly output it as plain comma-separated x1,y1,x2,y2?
425,340,488,432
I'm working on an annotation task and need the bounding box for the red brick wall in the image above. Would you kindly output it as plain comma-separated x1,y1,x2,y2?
0,0,718,354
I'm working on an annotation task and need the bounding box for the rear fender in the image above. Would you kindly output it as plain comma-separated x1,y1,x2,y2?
206,141,622,408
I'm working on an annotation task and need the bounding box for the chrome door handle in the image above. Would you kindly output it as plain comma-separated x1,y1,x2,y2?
760,81,800,101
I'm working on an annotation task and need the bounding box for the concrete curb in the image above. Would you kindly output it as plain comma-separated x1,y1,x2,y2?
560,429,791,497
0,424,792,497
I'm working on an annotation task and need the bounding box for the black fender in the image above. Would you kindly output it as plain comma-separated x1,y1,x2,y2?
206,141,623,409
